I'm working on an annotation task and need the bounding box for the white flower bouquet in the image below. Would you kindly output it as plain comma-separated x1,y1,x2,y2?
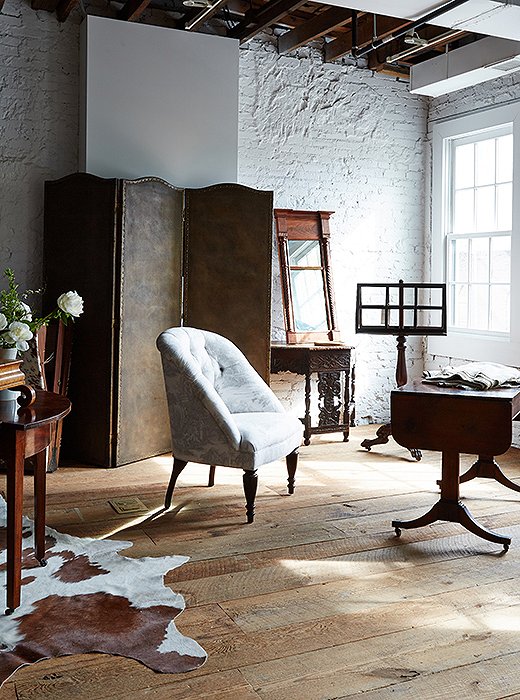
0,268,84,353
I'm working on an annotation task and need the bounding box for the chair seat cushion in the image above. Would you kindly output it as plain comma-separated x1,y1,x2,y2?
232,412,303,469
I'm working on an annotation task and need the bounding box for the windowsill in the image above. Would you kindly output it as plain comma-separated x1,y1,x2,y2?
428,333,520,366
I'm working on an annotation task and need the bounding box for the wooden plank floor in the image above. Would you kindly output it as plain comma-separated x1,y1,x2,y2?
2,425,520,699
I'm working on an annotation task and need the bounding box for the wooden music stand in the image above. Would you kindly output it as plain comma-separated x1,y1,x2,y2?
355,280,446,459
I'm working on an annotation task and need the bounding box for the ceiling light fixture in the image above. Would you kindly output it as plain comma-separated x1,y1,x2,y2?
387,29,463,64
182,0,211,7
404,30,429,47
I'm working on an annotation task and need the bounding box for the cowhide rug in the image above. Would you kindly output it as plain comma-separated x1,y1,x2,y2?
0,499,207,686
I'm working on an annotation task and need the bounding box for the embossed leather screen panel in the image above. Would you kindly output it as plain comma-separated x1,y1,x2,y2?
183,185,273,382
117,178,184,466
44,174,119,467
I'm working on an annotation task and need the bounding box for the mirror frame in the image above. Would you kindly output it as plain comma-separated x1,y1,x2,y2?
275,209,341,344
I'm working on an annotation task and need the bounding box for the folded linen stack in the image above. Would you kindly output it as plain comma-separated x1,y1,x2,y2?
422,362,520,390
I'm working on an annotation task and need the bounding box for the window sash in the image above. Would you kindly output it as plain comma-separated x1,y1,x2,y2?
429,102,520,365
444,127,513,337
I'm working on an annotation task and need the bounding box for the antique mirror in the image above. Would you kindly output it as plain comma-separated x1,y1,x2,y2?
275,209,340,344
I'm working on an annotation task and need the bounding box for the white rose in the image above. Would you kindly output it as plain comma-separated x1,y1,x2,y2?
58,291,84,317
0,313,6,331
19,302,32,321
5,321,33,352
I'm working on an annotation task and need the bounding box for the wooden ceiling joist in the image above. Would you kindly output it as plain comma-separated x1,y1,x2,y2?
118,0,153,21
278,6,353,54
186,0,229,31
30,0,60,11
325,14,411,62
56,0,79,21
229,0,307,43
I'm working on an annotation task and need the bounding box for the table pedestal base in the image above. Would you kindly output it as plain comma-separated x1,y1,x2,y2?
392,498,510,550
391,449,511,551
436,454,520,494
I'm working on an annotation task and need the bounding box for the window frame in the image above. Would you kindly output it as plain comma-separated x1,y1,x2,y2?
429,102,520,364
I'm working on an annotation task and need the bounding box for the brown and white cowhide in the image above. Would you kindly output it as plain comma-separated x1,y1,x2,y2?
0,499,206,686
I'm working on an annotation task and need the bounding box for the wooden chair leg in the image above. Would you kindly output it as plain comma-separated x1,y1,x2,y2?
165,458,187,509
286,448,298,495
34,450,47,565
242,469,258,524
46,419,62,473
208,465,216,487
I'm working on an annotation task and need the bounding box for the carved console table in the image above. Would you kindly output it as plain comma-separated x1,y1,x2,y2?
271,343,354,446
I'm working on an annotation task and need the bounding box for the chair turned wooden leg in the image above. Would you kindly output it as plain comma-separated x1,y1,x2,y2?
34,450,47,566
165,458,187,509
286,448,298,495
208,465,216,487
243,469,258,524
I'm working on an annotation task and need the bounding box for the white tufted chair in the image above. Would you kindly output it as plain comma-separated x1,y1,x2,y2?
157,327,303,523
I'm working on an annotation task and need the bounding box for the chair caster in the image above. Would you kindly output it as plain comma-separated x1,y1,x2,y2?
38,558,47,567
503,543,510,552
394,527,402,537
5,608,13,616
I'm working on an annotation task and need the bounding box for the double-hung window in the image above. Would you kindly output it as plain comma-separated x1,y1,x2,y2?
430,103,520,364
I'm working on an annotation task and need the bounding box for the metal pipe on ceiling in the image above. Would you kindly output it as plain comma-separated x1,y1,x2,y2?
351,0,472,58
386,28,464,64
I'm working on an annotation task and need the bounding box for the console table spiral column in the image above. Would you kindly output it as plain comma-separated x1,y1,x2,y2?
271,344,354,446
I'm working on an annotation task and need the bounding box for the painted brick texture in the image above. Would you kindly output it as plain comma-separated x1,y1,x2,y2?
238,38,429,423
1,11,430,427
0,0,79,291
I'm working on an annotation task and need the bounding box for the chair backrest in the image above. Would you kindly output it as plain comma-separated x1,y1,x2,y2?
37,321,73,395
21,321,73,394
157,327,283,458
158,327,283,411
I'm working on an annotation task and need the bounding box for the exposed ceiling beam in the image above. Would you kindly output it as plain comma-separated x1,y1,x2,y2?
56,0,79,21
186,0,229,31
229,0,307,44
376,64,410,79
118,0,152,21
325,14,411,62
278,7,352,54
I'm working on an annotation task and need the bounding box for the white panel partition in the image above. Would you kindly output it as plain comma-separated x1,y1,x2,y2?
80,16,238,187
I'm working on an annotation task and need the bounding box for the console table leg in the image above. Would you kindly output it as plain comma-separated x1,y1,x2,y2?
343,367,350,442
5,432,25,615
303,372,311,446
34,450,47,565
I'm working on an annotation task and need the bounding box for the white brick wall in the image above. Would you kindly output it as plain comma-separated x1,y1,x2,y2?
238,37,429,424
0,0,79,292
0,11,429,427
